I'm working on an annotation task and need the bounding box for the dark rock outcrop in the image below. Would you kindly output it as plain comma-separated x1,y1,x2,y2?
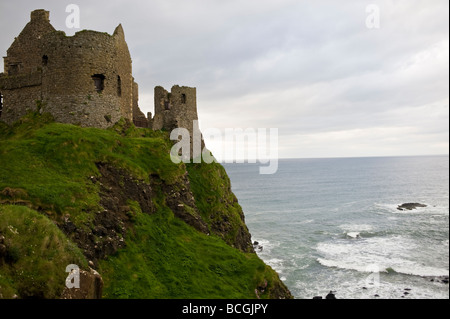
397,203,427,211
157,172,209,234
253,241,264,252
96,162,155,216
61,268,103,299
325,291,336,299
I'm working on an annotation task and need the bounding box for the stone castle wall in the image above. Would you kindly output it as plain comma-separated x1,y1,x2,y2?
0,10,134,128
38,26,133,128
3,10,56,75
153,85,203,157
0,10,201,136
153,85,198,133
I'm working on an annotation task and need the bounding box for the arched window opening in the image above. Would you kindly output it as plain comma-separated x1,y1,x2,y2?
181,93,186,104
42,55,48,66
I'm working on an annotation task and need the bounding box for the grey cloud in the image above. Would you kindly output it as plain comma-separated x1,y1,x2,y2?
0,0,448,158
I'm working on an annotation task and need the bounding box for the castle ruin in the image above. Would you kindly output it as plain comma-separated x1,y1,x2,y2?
0,9,199,134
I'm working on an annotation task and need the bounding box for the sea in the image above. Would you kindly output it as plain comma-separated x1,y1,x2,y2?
223,156,449,299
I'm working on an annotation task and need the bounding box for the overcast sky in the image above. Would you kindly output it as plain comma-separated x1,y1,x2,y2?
1,0,448,159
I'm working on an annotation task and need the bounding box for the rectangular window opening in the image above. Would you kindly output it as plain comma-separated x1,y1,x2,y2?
0,92,3,118
8,63,20,76
92,74,105,93
117,76,122,97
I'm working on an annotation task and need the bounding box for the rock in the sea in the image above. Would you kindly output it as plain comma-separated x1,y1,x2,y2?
252,241,263,252
397,203,427,211
428,276,449,284
313,296,323,299
325,291,336,299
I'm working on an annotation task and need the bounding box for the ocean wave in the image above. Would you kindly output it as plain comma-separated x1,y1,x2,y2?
317,258,449,277
338,224,388,239
342,230,389,239
252,238,278,251
339,224,373,232
264,258,285,274
252,238,284,274
339,224,372,239
346,232,361,239
316,236,449,278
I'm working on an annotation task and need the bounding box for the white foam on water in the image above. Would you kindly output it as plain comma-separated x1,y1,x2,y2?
264,258,285,274
338,224,376,239
339,224,373,232
393,265,449,277
316,235,449,277
252,238,286,273
346,232,361,239
252,238,278,255
295,272,450,299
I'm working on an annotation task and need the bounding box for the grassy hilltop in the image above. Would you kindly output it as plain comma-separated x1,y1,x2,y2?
0,112,291,299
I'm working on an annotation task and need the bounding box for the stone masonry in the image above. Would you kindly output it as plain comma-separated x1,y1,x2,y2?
0,10,135,128
0,9,200,135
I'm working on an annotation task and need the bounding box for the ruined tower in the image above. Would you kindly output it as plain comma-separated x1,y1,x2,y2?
0,9,141,128
152,85,204,157
153,85,198,133
0,9,203,137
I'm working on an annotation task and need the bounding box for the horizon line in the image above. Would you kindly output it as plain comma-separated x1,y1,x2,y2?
217,154,449,163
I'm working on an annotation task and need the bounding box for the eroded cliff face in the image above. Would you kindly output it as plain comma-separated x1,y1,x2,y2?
59,161,291,299
59,161,253,265
0,115,292,299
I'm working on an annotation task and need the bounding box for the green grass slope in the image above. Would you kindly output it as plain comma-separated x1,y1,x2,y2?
0,205,87,298
0,113,291,299
99,203,277,298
